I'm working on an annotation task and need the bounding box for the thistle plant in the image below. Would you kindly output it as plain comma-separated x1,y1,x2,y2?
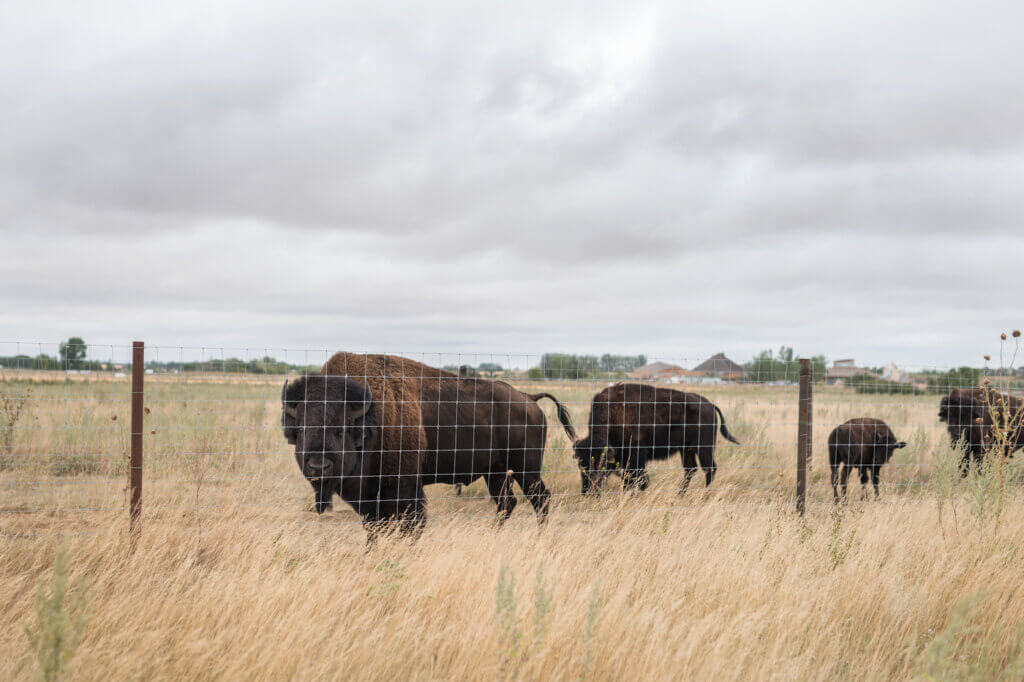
971,331,1023,533
1,386,31,465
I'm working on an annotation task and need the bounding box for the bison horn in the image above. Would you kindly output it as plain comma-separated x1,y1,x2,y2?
282,381,297,418
348,397,371,420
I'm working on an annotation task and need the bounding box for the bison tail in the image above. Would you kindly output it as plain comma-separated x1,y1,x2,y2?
713,405,741,445
528,392,578,441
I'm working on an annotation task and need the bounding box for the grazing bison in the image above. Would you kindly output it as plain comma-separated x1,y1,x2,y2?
828,418,906,502
282,352,576,536
572,383,740,495
944,388,1024,474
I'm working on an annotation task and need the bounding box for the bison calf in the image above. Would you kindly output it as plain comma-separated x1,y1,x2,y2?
828,418,906,502
573,383,739,495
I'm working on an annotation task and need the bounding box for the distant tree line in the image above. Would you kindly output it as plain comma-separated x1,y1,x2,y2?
921,367,985,394
0,337,104,371
599,354,647,372
525,354,646,380
852,374,924,395
145,357,319,375
0,337,321,375
743,347,826,383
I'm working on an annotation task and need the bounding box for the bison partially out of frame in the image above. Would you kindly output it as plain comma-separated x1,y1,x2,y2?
943,387,1024,474
828,418,906,502
572,383,740,495
281,352,576,536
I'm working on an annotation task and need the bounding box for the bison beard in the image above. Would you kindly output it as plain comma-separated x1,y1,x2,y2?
573,384,740,496
828,418,906,502
282,352,577,538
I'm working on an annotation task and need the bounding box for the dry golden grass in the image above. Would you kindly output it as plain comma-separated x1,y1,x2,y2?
2,376,1024,680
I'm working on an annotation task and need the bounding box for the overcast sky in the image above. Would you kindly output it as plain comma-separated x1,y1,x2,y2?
2,0,1022,369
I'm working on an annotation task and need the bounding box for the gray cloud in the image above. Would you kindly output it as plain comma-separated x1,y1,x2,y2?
2,0,1022,367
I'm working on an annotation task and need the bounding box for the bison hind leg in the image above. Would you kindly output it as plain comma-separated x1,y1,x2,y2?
487,473,518,524
839,464,852,502
696,446,717,487
518,473,551,523
678,449,699,496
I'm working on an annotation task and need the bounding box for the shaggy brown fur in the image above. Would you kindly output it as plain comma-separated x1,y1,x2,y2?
573,383,739,495
944,387,1024,474
828,418,906,502
282,352,576,535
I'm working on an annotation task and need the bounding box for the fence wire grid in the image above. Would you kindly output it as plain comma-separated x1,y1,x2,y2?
2,341,1022,536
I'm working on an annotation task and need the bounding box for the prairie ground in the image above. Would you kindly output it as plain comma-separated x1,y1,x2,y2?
2,373,1023,680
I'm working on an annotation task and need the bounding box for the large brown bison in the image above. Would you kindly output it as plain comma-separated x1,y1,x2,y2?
828,418,906,502
944,387,1024,474
572,383,739,494
281,353,576,535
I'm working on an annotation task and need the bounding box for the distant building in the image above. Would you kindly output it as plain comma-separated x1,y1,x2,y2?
626,358,684,378
692,353,746,379
826,359,880,384
629,361,689,381
880,363,910,384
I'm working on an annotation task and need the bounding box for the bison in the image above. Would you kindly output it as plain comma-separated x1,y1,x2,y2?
572,383,740,495
282,352,576,536
828,418,906,502
944,387,1024,474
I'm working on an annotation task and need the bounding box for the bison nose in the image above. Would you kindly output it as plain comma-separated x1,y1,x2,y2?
304,455,333,479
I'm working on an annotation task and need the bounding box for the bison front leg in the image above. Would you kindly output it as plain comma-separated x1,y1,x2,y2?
622,445,649,491
363,479,426,542
958,449,972,478
870,466,881,500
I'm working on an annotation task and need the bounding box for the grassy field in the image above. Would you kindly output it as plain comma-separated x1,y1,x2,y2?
2,373,1023,680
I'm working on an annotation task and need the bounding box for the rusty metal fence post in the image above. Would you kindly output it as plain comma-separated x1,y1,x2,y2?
796,358,812,514
129,341,144,531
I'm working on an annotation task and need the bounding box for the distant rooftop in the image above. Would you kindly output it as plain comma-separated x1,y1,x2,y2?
692,352,745,376
629,361,686,379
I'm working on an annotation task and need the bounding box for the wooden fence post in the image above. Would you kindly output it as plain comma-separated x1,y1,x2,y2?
797,358,812,515
130,341,144,532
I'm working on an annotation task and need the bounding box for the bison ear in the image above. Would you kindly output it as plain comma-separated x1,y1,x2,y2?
282,377,306,445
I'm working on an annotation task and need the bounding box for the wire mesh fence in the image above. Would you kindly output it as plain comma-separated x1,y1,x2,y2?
2,341,1022,537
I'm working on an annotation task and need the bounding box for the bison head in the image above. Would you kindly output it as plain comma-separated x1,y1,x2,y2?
938,396,949,422
873,429,906,462
282,375,378,514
